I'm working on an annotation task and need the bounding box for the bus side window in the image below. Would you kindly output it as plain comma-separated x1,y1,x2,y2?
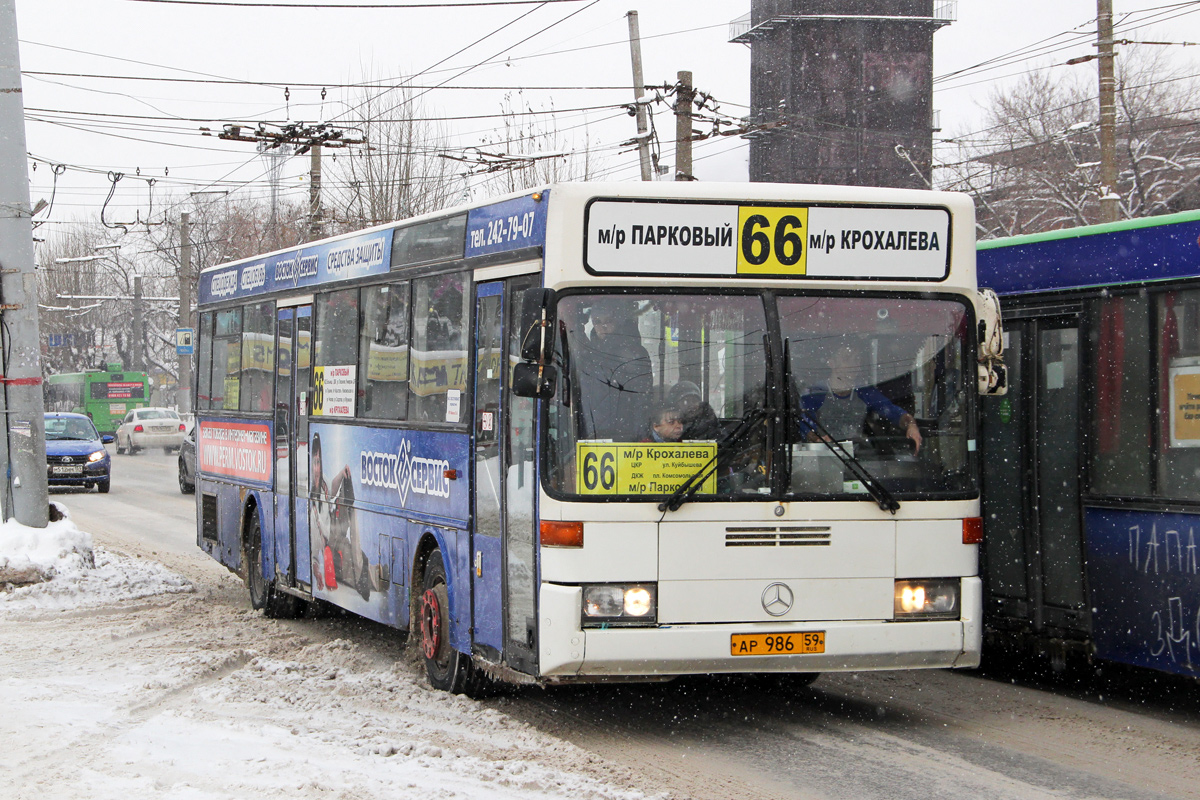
359,282,411,421
410,272,469,423
196,312,214,410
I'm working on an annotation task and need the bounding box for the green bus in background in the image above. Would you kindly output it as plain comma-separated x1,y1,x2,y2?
45,366,151,434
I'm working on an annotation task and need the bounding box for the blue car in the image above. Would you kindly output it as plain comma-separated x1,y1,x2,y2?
44,412,113,493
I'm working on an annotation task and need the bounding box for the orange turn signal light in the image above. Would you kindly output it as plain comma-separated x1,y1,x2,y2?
540,520,583,548
962,517,983,545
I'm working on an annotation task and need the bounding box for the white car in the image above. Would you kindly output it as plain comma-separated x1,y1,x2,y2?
116,407,187,454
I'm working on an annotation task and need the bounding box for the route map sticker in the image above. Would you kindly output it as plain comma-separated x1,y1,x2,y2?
575,442,717,496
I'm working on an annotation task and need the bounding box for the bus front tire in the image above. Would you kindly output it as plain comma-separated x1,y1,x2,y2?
419,549,483,696
246,512,304,620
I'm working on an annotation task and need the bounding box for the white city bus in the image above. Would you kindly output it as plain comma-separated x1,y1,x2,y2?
194,182,1004,694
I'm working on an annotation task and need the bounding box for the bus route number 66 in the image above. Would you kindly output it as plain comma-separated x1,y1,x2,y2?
736,205,810,275
581,448,617,493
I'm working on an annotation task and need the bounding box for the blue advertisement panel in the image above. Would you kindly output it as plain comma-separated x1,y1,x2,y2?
1086,507,1200,677
977,213,1200,296
307,422,470,625
198,227,395,305
465,193,548,259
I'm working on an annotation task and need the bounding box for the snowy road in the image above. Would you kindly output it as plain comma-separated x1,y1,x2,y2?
4,446,1199,800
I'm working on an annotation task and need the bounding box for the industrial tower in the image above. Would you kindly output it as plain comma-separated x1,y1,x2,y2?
731,1,955,189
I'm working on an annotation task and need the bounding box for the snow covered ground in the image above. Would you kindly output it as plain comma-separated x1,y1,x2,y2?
0,504,661,800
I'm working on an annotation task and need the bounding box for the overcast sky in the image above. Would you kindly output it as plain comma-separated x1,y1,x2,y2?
13,0,1200,229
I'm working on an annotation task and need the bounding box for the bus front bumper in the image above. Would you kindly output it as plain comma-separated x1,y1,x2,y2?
538,577,981,679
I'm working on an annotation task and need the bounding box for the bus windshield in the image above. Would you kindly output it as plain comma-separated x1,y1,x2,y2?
545,291,974,501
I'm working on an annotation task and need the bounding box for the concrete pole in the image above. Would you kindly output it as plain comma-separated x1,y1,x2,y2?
0,0,49,526
177,212,192,414
1098,0,1119,223
308,142,322,241
675,70,694,181
626,11,653,181
132,274,145,372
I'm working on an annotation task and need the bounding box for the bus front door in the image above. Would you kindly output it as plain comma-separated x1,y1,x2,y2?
472,278,538,675
273,303,313,591
982,313,1088,649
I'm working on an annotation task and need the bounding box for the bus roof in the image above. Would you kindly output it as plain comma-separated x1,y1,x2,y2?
198,181,976,305
977,209,1200,296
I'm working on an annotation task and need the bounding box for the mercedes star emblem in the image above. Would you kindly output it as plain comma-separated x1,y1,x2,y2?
761,582,794,616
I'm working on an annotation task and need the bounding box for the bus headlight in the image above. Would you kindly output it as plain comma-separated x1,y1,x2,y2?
894,579,959,620
581,583,657,627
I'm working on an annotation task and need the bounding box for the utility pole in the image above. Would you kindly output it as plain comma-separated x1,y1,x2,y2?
1098,0,1119,223
132,274,145,372
0,0,49,526
674,70,695,181
308,143,323,241
626,11,653,181
178,212,192,414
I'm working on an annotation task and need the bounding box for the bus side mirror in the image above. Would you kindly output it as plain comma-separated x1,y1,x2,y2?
512,362,557,399
976,288,1008,396
519,288,557,364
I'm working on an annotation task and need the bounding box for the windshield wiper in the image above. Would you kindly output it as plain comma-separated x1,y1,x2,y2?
658,405,773,514
784,338,899,514
795,407,900,514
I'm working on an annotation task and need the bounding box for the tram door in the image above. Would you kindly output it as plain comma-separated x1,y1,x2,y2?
472,276,539,675
982,313,1089,639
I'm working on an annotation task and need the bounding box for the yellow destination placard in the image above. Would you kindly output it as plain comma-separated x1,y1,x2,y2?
1170,367,1200,446
736,205,809,275
576,442,717,496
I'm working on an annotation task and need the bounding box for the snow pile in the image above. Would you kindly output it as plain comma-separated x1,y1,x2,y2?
0,502,192,611
0,501,93,587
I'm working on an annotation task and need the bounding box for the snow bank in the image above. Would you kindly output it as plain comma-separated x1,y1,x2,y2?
0,501,193,611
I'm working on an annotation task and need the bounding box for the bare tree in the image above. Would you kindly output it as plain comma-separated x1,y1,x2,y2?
467,92,604,197
326,80,465,230
939,47,1200,238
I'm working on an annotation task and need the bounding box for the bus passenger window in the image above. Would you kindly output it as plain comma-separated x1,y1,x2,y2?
359,283,410,421
240,301,275,412
313,289,360,417
410,273,469,423
211,307,242,411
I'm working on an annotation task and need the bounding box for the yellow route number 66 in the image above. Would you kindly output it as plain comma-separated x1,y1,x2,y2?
736,205,810,275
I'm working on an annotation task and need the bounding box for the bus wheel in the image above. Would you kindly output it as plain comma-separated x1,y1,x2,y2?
419,549,481,695
246,512,304,620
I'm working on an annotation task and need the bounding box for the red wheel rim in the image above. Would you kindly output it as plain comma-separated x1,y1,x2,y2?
420,588,441,660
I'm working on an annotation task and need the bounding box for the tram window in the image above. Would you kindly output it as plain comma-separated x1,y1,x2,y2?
240,301,275,412
1157,290,1200,500
410,272,469,423
1088,295,1152,496
359,282,411,421
211,307,242,411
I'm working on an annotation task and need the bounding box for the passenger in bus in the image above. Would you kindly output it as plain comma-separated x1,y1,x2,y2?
666,380,721,440
798,346,922,453
644,403,684,443
577,299,652,441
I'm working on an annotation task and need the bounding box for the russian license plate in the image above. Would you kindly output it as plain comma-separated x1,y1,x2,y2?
730,631,825,656
52,465,83,475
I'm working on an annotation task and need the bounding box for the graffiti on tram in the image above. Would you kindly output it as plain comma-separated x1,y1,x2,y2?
1087,509,1200,676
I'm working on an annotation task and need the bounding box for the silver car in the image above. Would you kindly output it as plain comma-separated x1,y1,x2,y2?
116,407,187,454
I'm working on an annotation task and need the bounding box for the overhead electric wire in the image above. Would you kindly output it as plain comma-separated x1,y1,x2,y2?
22,71,630,91
124,0,589,6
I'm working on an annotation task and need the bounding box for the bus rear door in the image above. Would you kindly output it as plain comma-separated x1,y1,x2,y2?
274,302,314,591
